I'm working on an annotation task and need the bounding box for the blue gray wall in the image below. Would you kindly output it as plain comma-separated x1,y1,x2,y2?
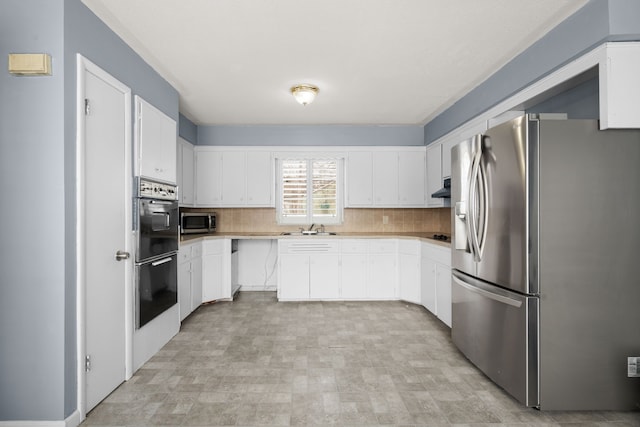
1,0,178,422
424,0,640,144
0,0,66,421
179,113,198,144
197,125,424,146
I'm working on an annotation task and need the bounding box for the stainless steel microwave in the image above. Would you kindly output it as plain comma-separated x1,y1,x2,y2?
180,212,216,234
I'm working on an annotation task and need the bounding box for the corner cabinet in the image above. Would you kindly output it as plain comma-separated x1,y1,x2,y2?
134,96,177,183
194,148,273,207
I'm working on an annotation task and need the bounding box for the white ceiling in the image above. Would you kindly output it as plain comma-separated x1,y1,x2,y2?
82,0,587,126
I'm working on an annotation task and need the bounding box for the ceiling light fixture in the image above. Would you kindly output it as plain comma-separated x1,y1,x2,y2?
290,84,319,106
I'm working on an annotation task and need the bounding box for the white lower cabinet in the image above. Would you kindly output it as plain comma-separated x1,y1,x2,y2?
278,240,340,300
177,241,203,321
278,254,310,299
420,257,437,314
435,263,452,327
340,254,367,299
202,239,231,302
309,255,341,299
399,240,421,304
420,241,452,327
269,237,451,326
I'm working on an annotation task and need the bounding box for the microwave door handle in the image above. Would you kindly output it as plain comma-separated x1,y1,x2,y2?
208,215,213,232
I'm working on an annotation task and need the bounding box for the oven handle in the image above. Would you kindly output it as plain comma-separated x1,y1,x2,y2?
148,200,176,205
151,257,173,267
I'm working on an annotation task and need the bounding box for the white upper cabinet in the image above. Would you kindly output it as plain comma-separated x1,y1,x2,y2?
398,150,425,206
177,137,195,206
346,151,373,206
246,151,273,206
372,151,399,206
426,143,443,207
194,148,273,207
441,138,457,179
347,148,427,208
135,96,177,183
220,151,246,206
195,150,222,205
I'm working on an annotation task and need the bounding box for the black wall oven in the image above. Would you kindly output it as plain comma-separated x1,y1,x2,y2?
135,178,179,329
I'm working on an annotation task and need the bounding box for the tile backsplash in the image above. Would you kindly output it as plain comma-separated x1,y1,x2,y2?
183,207,451,234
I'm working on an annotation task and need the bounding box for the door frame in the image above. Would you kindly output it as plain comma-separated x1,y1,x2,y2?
75,54,133,419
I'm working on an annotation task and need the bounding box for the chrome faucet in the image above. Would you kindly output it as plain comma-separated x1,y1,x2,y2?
308,223,315,232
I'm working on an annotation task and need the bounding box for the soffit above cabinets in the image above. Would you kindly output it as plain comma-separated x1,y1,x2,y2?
82,0,587,126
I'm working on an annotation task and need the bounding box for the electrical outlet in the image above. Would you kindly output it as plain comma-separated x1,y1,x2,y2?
382,215,389,225
628,357,640,378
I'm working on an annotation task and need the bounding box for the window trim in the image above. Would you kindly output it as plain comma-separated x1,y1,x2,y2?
275,155,344,226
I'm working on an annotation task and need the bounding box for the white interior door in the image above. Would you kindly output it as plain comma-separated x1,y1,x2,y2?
82,62,131,412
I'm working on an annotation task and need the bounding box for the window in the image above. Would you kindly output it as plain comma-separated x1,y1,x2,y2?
277,157,343,225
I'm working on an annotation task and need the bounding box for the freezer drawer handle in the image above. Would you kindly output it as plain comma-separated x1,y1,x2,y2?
452,274,522,308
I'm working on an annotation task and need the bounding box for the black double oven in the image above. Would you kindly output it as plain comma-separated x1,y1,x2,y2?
135,178,179,329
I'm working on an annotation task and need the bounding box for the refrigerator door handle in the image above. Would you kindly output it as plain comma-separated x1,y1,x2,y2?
452,273,522,308
478,138,490,258
468,135,483,262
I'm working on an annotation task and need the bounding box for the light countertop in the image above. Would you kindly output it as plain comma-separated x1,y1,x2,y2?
181,231,451,248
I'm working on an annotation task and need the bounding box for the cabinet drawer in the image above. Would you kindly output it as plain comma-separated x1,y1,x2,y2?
368,239,397,253
341,240,368,253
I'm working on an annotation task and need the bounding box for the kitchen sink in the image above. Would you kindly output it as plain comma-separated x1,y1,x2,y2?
280,231,337,236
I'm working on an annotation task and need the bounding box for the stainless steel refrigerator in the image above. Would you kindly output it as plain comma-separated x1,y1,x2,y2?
450,113,640,410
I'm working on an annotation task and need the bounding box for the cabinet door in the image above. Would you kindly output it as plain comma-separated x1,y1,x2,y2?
246,151,273,206
420,256,437,314
399,253,420,304
309,254,340,299
398,151,426,206
368,253,396,299
441,138,456,179
278,254,309,299
202,254,225,302
426,143,444,207
435,264,452,327
136,97,176,183
190,256,202,312
195,151,222,205
372,151,398,206
178,261,191,321
221,151,246,206
341,254,367,299
179,139,195,206
346,152,373,206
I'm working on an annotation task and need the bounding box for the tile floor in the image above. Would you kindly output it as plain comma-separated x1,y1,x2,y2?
83,292,640,426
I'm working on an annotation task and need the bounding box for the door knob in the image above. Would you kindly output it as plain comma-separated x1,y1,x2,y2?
115,250,130,261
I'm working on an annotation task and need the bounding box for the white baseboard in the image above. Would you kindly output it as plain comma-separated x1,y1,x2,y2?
0,410,81,427
237,285,276,292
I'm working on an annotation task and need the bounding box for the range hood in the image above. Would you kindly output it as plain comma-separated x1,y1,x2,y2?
431,177,451,198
